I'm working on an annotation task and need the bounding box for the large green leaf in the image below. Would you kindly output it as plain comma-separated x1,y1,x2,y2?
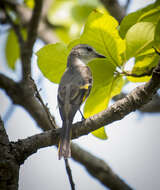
84,58,124,139
138,6,160,23
120,1,160,38
36,43,69,83
84,58,115,118
78,10,125,67
125,22,155,60
127,53,159,82
154,18,160,51
5,29,26,70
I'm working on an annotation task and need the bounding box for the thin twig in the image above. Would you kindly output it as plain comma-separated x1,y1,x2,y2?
32,79,57,129
64,159,75,190
121,68,154,77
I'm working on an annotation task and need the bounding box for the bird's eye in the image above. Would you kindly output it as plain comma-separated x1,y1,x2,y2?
86,47,92,52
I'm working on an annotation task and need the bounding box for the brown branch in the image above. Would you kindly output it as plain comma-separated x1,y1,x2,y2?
113,93,160,113
0,117,20,190
21,0,43,81
12,134,132,189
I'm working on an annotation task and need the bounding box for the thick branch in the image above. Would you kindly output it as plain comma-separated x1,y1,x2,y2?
0,117,19,190
113,93,160,113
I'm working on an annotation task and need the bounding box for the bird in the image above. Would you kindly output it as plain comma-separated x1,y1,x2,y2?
58,44,105,159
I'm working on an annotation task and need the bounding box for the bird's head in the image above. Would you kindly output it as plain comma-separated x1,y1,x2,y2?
70,44,106,63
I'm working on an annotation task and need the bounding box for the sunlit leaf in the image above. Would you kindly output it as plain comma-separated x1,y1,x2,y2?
24,0,34,8
125,22,155,60
120,1,160,38
83,59,123,139
92,127,108,140
5,29,26,70
154,18,160,51
138,6,160,23
79,10,125,67
127,53,159,82
84,58,115,118
36,43,69,83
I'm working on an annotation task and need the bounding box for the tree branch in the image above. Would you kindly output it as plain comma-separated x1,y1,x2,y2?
113,93,160,113
21,0,43,81
0,116,20,190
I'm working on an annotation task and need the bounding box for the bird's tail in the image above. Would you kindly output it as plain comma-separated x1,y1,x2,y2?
58,120,72,160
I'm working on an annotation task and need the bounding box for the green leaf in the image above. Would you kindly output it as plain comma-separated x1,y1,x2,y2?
138,6,160,23
24,0,34,8
127,53,159,82
120,1,160,38
155,18,160,42
92,127,108,140
5,29,26,70
84,59,124,118
71,4,94,23
5,29,19,70
36,43,69,83
125,22,155,60
84,58,115,118
78,10,125,67
83,59,123,139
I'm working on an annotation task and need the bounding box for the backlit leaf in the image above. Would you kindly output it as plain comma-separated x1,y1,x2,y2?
36,43,69,83
79,10,125,67
127,53,159,82
125,22,155,60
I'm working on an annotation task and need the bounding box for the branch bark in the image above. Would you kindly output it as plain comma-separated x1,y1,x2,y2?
0,117,20,190
21,0,43,81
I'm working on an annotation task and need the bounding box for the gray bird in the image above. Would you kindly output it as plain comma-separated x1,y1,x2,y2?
58,44,105,159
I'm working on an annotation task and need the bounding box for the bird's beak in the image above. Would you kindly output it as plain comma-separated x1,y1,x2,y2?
96,53,106,58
